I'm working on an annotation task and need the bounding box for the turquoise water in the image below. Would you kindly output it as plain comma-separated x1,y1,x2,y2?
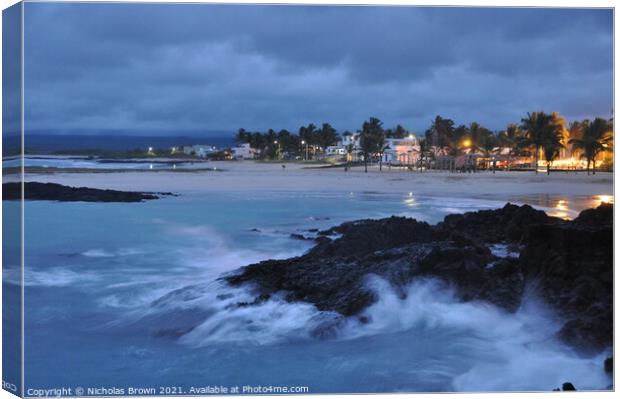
6,192,611,393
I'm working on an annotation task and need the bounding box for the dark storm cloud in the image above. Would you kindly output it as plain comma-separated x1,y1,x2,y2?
22,3,613,135
3,2,21,136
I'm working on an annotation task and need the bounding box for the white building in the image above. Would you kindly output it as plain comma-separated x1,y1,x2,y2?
183,145,219,158
231,143,257,160
381,137,420,165
325,146,347,156
340,132,361,149
329,132,362,161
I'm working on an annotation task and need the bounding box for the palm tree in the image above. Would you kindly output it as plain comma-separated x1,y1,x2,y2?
299,123,318,159
418,137,430,171
393,124,408,139
521,112,566,174
569,118,613,175
480,134,499,173
360,117,385,173
520,112,548,173
235,128,249,145
498,123,525,169
425,115,455,155
540,113,567,175
541,134,564,175
469,122,491,153
318,123,338,150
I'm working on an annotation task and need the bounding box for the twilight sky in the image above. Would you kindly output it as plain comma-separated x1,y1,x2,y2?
22,3,613,136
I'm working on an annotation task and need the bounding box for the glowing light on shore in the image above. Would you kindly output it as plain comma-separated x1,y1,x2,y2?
537,158,603,169
556,200,568,211
547,199,571,219
596,195,613,205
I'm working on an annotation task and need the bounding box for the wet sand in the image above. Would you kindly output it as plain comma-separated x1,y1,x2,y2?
23,161,612,200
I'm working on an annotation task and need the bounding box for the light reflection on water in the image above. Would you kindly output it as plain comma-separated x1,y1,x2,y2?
508,194,614,220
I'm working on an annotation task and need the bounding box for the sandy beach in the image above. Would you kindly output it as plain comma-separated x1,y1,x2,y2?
23,161,613,212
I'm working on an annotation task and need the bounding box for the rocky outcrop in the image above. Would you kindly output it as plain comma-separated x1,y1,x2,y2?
225,203,613,352
520,203,613,352
3,182,173,202
439,203,554,243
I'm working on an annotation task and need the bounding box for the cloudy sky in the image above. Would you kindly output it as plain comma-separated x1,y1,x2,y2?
22,3,613,136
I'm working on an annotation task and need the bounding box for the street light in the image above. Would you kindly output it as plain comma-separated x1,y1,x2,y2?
274,140,280,160
301,140,308,161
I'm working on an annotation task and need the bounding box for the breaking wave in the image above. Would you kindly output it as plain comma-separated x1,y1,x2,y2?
145,276,611,391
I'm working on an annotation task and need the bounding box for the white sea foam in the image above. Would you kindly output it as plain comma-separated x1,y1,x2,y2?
351,277,610,391
163,276,610,391
178,288,331,345
166,223,308,278
24,268,99,287
81,248,144,258
93,223,308,313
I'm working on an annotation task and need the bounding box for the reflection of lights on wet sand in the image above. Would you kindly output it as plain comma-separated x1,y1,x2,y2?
548,199,570,219
545,195,613,220
585,194,615,209
596,195,613,204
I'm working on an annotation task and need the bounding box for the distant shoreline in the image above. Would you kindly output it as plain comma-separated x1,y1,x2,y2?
16,161,612,216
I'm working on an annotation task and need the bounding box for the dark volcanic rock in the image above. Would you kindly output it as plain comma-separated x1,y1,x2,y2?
3,182,171,202
439,203,557,243
225,203,612,352
562,382,577,391
605,357,613,374
312,216,442,258
227,214,525,315
290,233,314,241
520,203,613,352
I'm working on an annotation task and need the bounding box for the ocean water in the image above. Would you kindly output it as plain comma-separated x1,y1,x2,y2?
6,192,611,393
3,156,213,171
11,134,234,153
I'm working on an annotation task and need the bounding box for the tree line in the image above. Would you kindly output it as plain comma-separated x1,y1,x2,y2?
234,121,411,161
425,113,613,174
234,124,339,160
234,112,613,174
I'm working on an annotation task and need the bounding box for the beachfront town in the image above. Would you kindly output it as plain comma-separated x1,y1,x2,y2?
167,113,613,174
